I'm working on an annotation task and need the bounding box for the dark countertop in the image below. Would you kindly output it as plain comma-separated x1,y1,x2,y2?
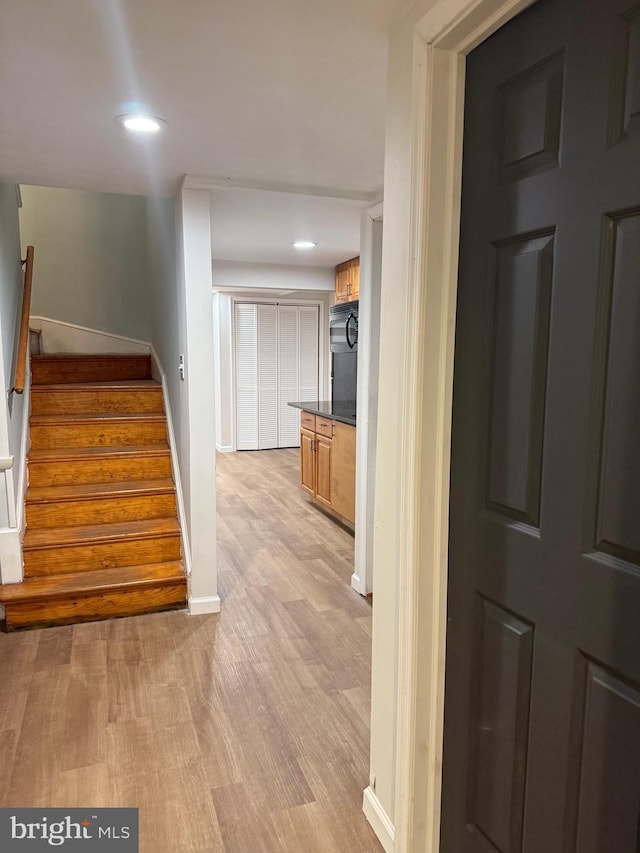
288,400,356,427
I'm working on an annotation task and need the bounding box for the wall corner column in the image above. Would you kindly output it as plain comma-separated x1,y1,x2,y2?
179,185,220,614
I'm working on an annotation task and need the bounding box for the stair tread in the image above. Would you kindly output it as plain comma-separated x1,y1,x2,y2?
31,380,161,391
27,479,176,503
28,444,170,461
31,354,151,361
0,562,185,603
24,517,180,549
31,412,165,424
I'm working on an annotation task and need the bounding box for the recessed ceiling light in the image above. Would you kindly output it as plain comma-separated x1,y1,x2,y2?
292,240,317,250
116,114,166,133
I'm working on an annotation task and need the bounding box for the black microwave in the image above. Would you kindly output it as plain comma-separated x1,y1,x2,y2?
329,301,358,353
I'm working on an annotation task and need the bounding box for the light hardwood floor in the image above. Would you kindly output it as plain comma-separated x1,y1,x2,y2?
0,448,381,852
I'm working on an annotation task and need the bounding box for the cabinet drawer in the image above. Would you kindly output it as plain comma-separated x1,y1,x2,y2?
300,411,316,431
316,417,333,438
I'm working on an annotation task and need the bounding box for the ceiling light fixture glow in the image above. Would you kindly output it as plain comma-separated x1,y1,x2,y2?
292,240,317,250
116,114,166,133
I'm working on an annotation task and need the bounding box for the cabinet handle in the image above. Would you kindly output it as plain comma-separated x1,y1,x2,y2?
331,423,335,437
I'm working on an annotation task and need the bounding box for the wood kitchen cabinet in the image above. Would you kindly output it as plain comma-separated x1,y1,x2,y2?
300,427,332,509
298,413,355,525
330,421,356,522
315,435,332,508
350,257,360,301
335,257,360,304
300,428,316,496
335,263,351,304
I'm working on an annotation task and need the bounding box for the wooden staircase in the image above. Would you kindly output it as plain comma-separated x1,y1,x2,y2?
0,354,187,631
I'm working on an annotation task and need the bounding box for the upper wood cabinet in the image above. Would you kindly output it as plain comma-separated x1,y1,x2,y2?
350,257,360,301
335,264,351,303
335,257,360,304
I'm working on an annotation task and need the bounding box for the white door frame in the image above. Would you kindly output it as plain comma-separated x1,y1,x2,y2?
353,201,383,595
392,1,536,850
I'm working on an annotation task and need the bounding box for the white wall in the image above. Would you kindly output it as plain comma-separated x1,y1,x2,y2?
212,259,334,291
0,183,29,581
0,186,27,468
147,197,182,445
367,0,439,836
178,187,219,612
19,185,152,342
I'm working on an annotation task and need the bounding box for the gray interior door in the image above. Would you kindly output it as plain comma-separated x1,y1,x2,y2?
442,0,640,850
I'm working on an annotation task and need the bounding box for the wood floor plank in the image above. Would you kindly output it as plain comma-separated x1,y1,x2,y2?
0,730,18,803
211,782,281,853
6,666,73,805
52,764,110,808
270,802,343,853
110,764,225,853
0,448,380,852
0,690,28,734
60,671,108,771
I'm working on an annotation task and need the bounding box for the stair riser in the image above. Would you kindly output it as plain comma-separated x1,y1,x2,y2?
4,582,186,631
27,494,177,529
31,390,164,416
24,535,182,576
31,357,152,385
30,421,167,450
28,455,173,487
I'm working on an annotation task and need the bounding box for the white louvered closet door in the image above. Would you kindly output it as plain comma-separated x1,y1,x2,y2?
234,303,319,450
277,306,301,448
298,306,319,404
258,305,278,449
234,303,259,450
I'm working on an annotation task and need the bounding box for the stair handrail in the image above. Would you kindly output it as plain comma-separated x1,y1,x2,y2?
12,245,34,395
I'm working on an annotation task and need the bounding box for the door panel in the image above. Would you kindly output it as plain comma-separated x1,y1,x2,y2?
315,436,332,508
593,212,640,563
442,0,640,850
487,231,553,524
234,303,259,451
467,599,534,853
300,429,315,496
258,304,278,450
331,422,356,523
573,659,640,852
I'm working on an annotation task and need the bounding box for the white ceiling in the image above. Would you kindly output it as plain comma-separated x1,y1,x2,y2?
0,0,403,200
210,187,363,266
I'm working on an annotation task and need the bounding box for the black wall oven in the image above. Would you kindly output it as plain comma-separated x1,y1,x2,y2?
330,302,358,404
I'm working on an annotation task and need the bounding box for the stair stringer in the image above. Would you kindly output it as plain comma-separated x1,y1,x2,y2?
150,348,192,580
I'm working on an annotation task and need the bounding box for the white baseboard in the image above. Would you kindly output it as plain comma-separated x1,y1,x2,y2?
0,528,24,584
215,443,234,453
150,348,192,578
363,786,395,853
188,595,221,615
30,316,150,355
351,571,366,595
